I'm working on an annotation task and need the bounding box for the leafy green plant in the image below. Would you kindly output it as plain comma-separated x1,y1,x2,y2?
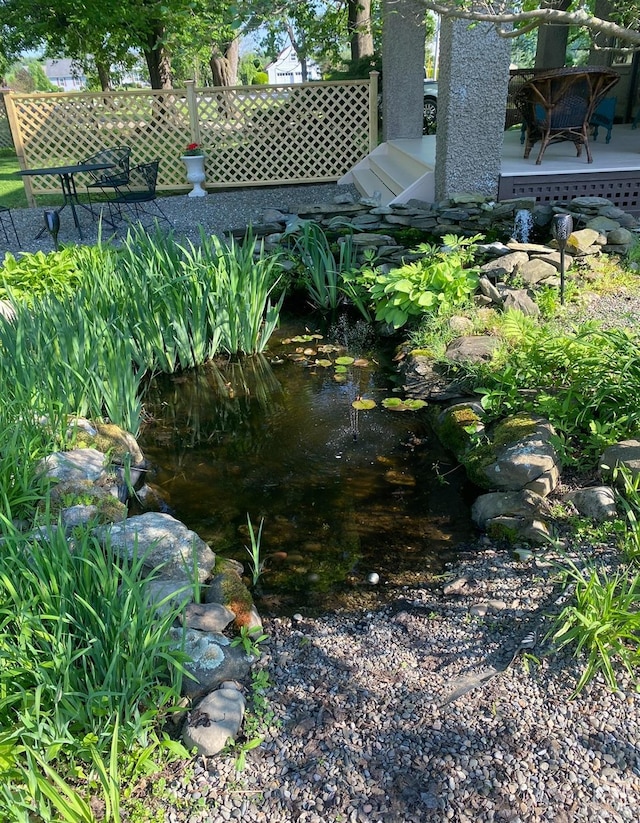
231,625,269,658
287,221,360,312
548,559,640,695
244,514,266,586
365,234,482,329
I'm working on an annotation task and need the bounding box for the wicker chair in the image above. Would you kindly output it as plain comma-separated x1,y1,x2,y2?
515,66,619,165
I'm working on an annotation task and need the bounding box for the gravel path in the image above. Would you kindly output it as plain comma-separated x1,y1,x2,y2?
5,185,640,822
152,536,640,823
1,183,360,255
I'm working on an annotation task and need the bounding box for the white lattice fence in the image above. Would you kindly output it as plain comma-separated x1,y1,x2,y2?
5,77,376,203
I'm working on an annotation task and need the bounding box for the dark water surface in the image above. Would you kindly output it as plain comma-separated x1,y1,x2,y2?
137,320,477,613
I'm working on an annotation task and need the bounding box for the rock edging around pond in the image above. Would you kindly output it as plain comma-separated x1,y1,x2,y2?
37,416,261,757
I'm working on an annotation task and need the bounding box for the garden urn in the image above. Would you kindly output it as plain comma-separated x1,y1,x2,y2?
181,149,207,197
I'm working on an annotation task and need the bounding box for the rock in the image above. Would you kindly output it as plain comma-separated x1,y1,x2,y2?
448,315,475,335
481,251,529,277
443,576,472,596
606,227,634,246
501,289,540,317
66,420,145,466
177,629,252,699
182,686,246,756
600,440,640,482
444,336,500,365
205,559,256,627
183,602,236,633
38,448,111,485
481,414,560,495
563,486,617,521
142,578,194,616
486,515,552,545
471,489,549,529
402,354,471,401
0,300,16,322
567,229,601,255
478,276,503,304
519,258,558,285
586,216,620,234
94,512,216,584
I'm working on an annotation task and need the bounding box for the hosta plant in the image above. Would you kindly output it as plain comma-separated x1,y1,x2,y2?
365,234,482,329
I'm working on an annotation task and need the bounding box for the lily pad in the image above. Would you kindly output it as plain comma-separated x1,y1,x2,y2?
334,365,348,374
353,358,370,367
333,374,347,383
335,356,355,366
382,397,427,412
352,398,376,410
291,334,314,343
315,359,332,368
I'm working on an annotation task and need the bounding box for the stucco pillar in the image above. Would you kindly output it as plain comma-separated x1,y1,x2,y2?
382,0,425,140
435,19,511,200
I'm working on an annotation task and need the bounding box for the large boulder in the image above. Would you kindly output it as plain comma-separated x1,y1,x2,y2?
94,512,216,584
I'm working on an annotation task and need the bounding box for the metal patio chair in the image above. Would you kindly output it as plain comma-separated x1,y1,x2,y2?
515,66,619,165
106,160,172,228
81,146,132,213
0,205,21,248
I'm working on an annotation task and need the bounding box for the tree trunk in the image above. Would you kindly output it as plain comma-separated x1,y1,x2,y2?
96,61,112,92
144,25,172,89
534,0,571,69
286,23,308,82
349,0,374,62
210,36,240,87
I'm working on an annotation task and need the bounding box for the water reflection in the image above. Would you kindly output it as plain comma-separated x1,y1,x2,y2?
138,329,476,612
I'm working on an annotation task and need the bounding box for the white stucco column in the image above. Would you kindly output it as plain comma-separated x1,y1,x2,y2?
435,19,511,200
382,0,426,140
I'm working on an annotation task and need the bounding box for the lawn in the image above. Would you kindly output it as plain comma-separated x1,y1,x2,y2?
0,149,28,209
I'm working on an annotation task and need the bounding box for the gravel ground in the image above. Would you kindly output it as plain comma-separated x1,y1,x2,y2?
1,182,360,255
149,535,640,823
6,186,640,822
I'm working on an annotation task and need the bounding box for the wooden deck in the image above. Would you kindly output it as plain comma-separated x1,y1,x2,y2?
343,123,640,212
499,123,640,214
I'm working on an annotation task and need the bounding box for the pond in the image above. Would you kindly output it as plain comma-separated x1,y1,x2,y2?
137,317,477,614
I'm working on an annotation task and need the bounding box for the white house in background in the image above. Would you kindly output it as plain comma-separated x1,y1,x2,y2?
44,57,149,91
45,59,85,91
264,45,321,84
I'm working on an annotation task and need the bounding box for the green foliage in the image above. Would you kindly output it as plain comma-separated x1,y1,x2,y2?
549,558,640,696
252,71,269,84
231,625,269,658
0,246,95,305
365,234,482,329
244,514,265,587
287,221,360,313
474,322,640,465
0,523,191,817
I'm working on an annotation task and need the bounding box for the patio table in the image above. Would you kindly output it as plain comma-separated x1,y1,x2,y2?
18,161,115,240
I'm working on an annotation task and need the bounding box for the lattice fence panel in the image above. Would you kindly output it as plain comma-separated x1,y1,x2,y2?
11,89,190,195
0,96,13,149
7,80,373,198
195,81,371,186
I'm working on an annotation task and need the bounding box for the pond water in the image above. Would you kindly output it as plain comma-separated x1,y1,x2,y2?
137,318,477,614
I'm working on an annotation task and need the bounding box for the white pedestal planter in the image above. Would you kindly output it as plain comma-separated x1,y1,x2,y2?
181,155,207,197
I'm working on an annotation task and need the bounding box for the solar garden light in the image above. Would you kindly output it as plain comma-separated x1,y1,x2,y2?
551,213,573,305
44,209,60,251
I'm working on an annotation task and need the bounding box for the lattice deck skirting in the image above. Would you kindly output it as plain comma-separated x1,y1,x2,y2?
498,171,640,215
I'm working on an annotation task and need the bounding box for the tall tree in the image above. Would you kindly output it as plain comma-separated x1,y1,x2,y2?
348,0,374,61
